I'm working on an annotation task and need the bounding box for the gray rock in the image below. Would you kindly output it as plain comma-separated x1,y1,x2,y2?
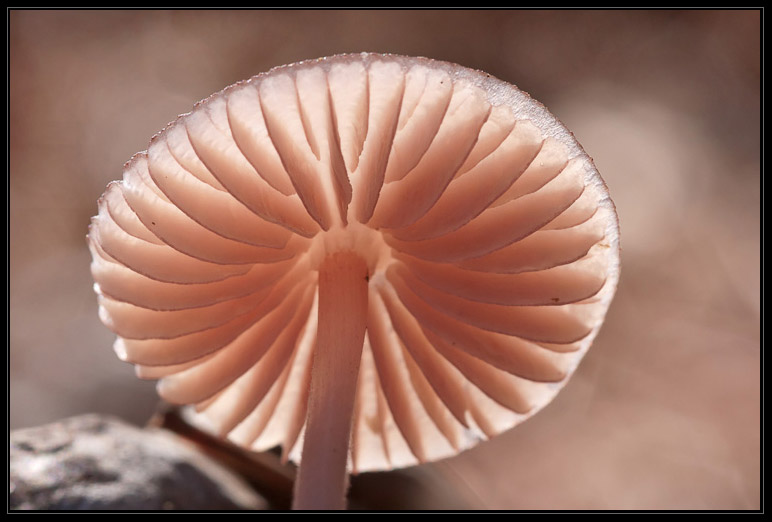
9,414,267,510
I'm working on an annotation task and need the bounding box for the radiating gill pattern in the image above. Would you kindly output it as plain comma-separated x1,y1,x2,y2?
89,54,620,473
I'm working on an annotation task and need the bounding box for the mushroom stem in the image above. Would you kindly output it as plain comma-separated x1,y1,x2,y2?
293,250,369,510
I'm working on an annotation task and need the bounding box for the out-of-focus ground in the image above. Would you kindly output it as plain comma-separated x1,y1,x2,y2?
9,10,760,510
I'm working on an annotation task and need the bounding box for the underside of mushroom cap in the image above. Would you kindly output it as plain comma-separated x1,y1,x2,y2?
89,52,620,474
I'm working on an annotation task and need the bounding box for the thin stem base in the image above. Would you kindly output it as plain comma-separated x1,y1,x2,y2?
292,251,369,510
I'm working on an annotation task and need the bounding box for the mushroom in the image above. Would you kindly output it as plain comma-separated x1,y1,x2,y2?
88,53,620,510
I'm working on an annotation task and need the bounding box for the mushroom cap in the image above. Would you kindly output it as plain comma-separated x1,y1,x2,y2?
89,53,620,473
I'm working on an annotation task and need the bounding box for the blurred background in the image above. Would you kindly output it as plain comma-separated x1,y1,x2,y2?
9,10,760,510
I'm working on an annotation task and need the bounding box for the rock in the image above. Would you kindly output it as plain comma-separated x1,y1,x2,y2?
9,414,267,510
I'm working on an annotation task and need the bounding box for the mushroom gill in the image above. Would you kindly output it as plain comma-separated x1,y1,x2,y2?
88,53,620,509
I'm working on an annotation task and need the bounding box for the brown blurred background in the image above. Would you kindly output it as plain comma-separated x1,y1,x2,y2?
9,10,760,510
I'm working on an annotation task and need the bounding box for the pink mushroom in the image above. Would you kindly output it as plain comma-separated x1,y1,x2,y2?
88,53,620,510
